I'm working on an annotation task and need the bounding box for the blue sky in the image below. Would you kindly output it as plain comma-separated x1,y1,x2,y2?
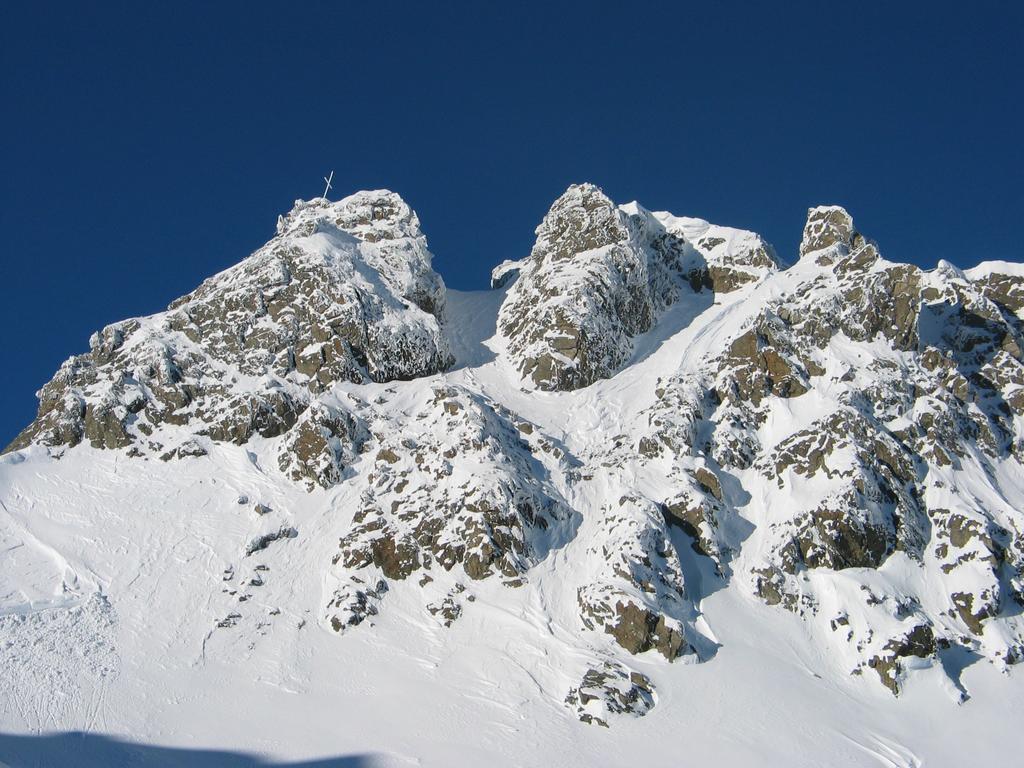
1,1,1022,447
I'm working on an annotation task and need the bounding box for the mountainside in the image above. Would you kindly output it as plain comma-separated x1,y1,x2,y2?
3,185,1024,766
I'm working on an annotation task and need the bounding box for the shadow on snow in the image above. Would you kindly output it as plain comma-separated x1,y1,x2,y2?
0,731,395,768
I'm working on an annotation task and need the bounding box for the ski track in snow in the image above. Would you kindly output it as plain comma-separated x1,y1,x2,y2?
844,734,922,768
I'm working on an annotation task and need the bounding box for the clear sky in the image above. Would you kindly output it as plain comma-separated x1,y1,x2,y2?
1,1,1022,447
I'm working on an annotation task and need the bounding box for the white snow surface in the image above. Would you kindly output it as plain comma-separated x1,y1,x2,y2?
2,194,1024,767
967,260,1024,279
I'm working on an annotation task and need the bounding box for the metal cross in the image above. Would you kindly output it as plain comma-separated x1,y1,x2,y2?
322,170,334,199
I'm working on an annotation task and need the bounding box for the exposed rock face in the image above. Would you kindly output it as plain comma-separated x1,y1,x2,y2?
5,191,452,458
277,400,369,490
799,205,856,259
497,183,779,391
754,409,927,580
577,495,701,661
245,526,298,557
497,184,663,391
866,623,937,695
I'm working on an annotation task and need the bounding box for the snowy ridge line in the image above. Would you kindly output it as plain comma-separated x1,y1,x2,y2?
1,185,1024,765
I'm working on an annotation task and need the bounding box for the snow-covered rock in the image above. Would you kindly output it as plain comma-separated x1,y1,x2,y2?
633,205,1024,692
497,183,778,391
3,187,1024,761
5,191,453,457
326,383,574,632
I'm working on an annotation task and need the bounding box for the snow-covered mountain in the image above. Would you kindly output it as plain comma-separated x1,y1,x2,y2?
3,184,1024,766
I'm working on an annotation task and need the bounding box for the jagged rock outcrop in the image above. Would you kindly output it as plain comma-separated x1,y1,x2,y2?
277,399,370,490
497,183,778,391
564,661,656,726
324,384,575,630
799,205,857,259
496,183,667,391
5,191,452,459
576,494,702,661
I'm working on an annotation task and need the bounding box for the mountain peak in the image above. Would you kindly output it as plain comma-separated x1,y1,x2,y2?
799,204,856,258
5,188,452,456
276,189,420,239
532,183,625,263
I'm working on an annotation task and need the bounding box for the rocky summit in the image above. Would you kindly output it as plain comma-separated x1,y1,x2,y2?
3,184,1024,765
